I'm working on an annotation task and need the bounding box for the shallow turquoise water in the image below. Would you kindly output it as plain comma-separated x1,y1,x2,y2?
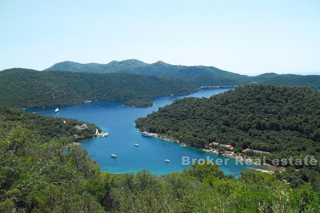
32,89,256,176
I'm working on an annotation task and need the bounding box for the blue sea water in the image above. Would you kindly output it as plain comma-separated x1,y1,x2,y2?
31,89,256,176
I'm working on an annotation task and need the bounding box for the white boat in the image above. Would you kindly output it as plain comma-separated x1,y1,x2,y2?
95,128,109,137
141,132,151,137
54,108,59,113
164,159,171,163
111,153,117,158
134,143,139,147
102,132,109,137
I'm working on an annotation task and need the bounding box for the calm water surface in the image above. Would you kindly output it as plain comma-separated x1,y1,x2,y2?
32,89,256,176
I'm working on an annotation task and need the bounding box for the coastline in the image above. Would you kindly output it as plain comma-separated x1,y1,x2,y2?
141,131,275,174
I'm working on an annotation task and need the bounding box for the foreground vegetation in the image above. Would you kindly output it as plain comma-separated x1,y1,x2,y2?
136,85,320,192
1,84,320,212
1,125,319,212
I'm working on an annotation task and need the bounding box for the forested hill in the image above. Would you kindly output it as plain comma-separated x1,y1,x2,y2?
252,73,320,90
0,107,97,141
1,67,319,109
45,60,244,87
136,85,320,153
45,59,240,78
0,68,194,108
45,60,320,90
136,85,320,189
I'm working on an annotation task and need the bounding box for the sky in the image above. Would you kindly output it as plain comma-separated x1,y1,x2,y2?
1,0,320,75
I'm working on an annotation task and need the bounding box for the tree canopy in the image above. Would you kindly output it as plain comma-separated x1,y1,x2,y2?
136,85,320,191
0,69,194,108
1,126,319,212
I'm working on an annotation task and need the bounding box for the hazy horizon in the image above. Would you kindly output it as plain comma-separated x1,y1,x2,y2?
1,0,320,75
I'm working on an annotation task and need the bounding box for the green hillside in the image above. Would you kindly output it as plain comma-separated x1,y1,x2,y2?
136,85,320,190
46,60,246,86
45,59,148,73
252,74,320,90
0,68,194,108
46,59,320,90
0,107,97,141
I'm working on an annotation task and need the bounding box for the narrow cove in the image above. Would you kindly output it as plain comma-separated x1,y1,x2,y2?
31,89,258,176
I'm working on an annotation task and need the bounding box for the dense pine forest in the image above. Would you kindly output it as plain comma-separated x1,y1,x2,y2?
136,85,320,192
0,108,97,141
0,68,194,108
1,107,320,212
1,66,320,109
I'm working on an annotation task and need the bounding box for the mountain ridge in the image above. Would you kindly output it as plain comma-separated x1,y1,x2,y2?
43,59,320,90
44,59,248,88
45,59,242,76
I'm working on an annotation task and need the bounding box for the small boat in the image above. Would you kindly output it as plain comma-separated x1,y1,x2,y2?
164,159,171,163
54,108,59,113
111,153,117,158
141,132,151,137
134,143,139,147
95,129,109,137
102,132,109,137
84,100,92,104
